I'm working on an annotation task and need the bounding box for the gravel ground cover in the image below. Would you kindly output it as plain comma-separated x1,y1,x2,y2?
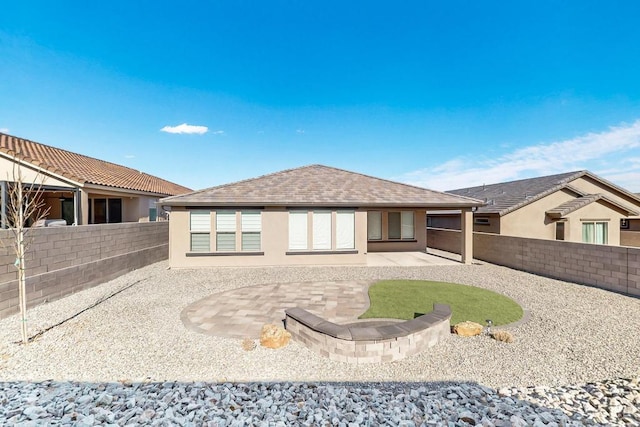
0,260,639,425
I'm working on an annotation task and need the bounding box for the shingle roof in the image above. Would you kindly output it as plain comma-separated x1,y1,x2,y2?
447,170,640,216
546,194,639,218
160,164,485,208
0,133,191,196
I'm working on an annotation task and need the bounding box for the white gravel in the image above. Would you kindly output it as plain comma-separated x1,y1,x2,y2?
0,260,639,388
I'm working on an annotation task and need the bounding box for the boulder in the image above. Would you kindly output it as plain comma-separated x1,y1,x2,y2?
259,324,291,349
453,321,484,337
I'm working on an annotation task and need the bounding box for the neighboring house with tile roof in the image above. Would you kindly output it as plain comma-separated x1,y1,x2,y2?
0,132,191,226
428,171,640,246
159,164,485,267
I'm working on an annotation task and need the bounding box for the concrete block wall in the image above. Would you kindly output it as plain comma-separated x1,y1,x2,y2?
427,228,640,297
0,222,169,319
285,316,451,364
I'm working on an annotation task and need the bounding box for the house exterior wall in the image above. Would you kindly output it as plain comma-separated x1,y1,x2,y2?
122,196,160,222
428,213,460,230
500,189,573,239
471,213,501,234
168,207,368,267
0,222,169,319
86,192,162,224
427,213,501,234
496,187,626,245
426,228,640,297
563,202,624,246
621,230,640,247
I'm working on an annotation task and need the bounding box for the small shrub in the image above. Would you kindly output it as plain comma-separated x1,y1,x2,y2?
491,330,514,343
241,338,256,351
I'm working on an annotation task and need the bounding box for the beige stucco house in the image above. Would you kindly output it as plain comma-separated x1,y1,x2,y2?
0,132,191,226
428,171,640,246
160,165,484,267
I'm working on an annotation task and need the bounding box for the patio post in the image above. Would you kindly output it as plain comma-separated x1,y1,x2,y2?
461,208,473,264
1,180,6,229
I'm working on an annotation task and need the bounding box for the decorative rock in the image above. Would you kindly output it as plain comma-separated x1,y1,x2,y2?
259,324,291,349
453,321,484,337
95,392,113,406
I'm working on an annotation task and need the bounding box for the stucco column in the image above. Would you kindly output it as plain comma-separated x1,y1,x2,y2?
461,208,473,264
79,188,89,225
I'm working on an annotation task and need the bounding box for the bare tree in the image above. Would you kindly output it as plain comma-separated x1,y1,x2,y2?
3,157,51,344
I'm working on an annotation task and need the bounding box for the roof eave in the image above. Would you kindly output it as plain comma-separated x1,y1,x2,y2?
0,151,84,188
83,183,175,198
582,171,640,205
158,200,486,208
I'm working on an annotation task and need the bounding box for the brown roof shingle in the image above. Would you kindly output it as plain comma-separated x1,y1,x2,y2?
447,170,640,216
0,133,191,196
160,164,485,208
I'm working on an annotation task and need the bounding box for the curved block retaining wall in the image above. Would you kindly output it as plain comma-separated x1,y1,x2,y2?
285,304,451,364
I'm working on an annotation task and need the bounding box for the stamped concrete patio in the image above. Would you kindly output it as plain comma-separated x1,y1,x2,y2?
181,251,459,339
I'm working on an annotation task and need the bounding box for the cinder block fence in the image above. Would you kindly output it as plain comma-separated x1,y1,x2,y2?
428,228,640,298
0,222,169,319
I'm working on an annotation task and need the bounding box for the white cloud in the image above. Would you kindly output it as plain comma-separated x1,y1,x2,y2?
160,123,208,135
124,154,135,159
296,129,305,134
0,128,9,133
398,120,640,192
211,130,224,135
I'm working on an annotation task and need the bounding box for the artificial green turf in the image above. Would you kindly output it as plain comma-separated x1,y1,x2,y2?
360,280,523,326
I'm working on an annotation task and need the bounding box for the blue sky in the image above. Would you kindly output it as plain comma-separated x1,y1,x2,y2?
2,1,640,191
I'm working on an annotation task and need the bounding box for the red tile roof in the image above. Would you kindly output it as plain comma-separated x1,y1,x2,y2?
160,164,485,208
0,133,191,196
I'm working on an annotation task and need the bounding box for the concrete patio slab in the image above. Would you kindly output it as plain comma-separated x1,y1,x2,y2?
366,251,460,266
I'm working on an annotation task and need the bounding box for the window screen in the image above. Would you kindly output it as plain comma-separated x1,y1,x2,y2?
289,211,308,250
367,211,382,240
336,211,355,249
313,211,332,250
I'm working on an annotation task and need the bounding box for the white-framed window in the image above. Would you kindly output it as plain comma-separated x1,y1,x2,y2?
367,211,382,240
288,210,356,251
388,211,415,239
401,211,414,239
216,210,236,251
289,211,308,250
241,211,261,251
313,211,332,250
190,211,210,252
336,211,355,249
582,221,608,244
